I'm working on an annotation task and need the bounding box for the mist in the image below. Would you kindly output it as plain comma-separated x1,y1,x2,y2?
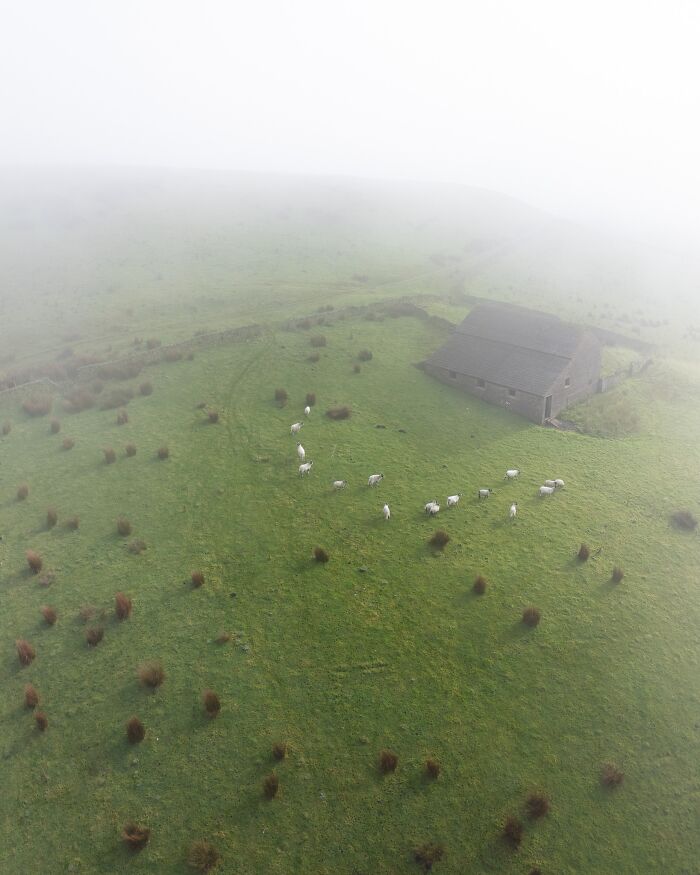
2,0,700,247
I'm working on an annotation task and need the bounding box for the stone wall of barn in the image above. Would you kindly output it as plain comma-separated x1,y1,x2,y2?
547,334,602,419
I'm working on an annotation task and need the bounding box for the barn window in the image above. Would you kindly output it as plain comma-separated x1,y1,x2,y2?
564,377,571,388
476,378,486,388
449,370,457,379
508,388,516,397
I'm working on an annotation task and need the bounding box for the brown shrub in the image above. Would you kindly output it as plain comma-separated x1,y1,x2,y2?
157,445,169,460
528,869,542,875
40,605,58,626
263,772,279,799
1,421,10,435
578,543,590,561
307,352,320,363
526,792,550,819
138,661,165,689
126,716,145,744
104,447,117,464
326,406,351,420
274,387,288,406
207,410,219,423
85,626,104,647
121,822,150,851
414,842,445,871
612,566,624,583
429,530,450,550
195,401,207,410
503,815,523,847
24,684,39,709
38,572,55,588
64,387,95,414
116,409,129,425
128,538,147,554
378,749,398,773
473,575,487,594
297,317,312,330
62,437,75,450
79,605,96,623
272,741,288,760
50,419,61,434
215,631,231,644
163,348,183,362
202,689,221,718
16,483,29,501
353,363,361,373
425,757,441,779
310,334,327,347
35,711,48,732
139,380,153,396
16,639,36,666
671,509,698,531
46,508,58,529
313,546,329,563
125,442,137,457
187,840,221,871
26,550,43,574
115,592,133,620
117,516,132,536
65,515,79,530
522,606,541,627
22,395,52,417
305,392,316,406
99,388,134,411
191,570,205,588
358,349,373,361
146,338,161,350
601,762,624,787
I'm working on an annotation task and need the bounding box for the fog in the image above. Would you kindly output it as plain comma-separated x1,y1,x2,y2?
2,0,699,246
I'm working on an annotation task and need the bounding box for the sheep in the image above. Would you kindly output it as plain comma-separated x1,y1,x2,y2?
539,485,555,497
304,405,311,416
299,461,314,476
332,480,348,489
427,502,440,515
383,503,391,520
504,469,520,479
297,442,305,461
446,493,462,507
424,499,439,514
509,502,518,519
290,422,303,435
554,479,565,489
478,489,493,499
543,479,556,488
367,473,384,487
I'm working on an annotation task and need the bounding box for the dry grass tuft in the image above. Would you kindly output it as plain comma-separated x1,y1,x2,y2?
128,538,147,554
62,437,75,450
115,592,133,620
65,515,79,530
503,815,523,848
274,387,288,406
85,626,105,647
425,757,441,779
187,840,221,871
40,605,58,626
305,392,316,406
22,395,52,417
1,421,10,435
578,543,590,561
138,661,165,689
207,410,219,423
46,508,58,529
202,689,221,718
191,570,205,588
272,741,288,760
378,749,398,773
139,381,153,396
263,772,279,799
473,575,487,594
125,442,137,457
24,683,39,709
121,822,150,850
116,409,129,425
313,546,329,563
310,334,327,347
126,716,145,744
117,516,132,537
601,762,624,787
35,711,48,732
522,606,541,627
307,352,321,363
414,842,444,871
103,447,117,464
526,792,550,819
326,406,351,420
429,530,450,550
26,550,43,574
50,418,61,434
157,445,169,460
671,509,698,531
16,483,29,501
358,349,373,361
612,566,624,583
79,605,96,623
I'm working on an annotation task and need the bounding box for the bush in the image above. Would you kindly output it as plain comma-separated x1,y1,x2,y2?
40,605,57,626
38,572,55,588
65,515,79,530
79,605,96,623
22,395,52,417
612,566,624,583
473,575,487,594
125,442,137,457
163,348,183,362
307,352,321,363
1,421,10,435
138,661,165,689
601,762,624,787
378,749,398,774
139,381,153,396
425,757,441,779
26,550,43,574
62,437,75,450
263,772,279,799
35,711,48,732
117,516,132,537
526,792,550,819
115,592,132,620
104,447,117,464
358,349,373,361
16,483,29,501
272,741,288,760
326,406,351,420
671,509,698,531
64,388,95,414
202,689,221,718
207,410,219,423
305,392,316,406
99,388,134,411
310,334,327,347
274,388,288,406
578,543,590,561
126,716,145,744
24,684,39,709
157,445,169,460
297,318,312,330
522,606,541,627
44,507,57,530
121,822,150,851
503,815,523,848
16,639,36,666
353,363,361,373
429,530,450,550
128,538,147,554
146,338,161,350
85,626,104,647
313,546,329,563
116,409,129,425
215,631,231,644
191,570,205,588
50,418,61,434
414,842,445,871
187,840,221,871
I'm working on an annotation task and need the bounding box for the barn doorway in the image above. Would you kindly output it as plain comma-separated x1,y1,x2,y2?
544,395,552,419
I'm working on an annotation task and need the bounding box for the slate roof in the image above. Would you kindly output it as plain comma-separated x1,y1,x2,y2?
428,303,591,396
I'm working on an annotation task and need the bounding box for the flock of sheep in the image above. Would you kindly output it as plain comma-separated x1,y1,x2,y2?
288,412,566,525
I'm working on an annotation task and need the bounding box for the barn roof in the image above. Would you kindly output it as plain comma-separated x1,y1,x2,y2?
428,303,593,395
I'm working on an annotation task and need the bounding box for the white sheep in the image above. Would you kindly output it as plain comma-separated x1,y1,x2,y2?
299,461,314,476
383,503,391,520
539,485,555,497
304,405,311,416
543,479,556,488
424,499,439,514
554,479,565,489
296,442,305,461
368,473,384,487
446,493,462,507
332,479,348,489
427,502,440,515
290,422,303,435
504,469,520,479
478,488,494,499
509,502,518,519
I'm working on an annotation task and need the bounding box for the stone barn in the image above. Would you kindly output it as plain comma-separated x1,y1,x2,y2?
425,302,602,423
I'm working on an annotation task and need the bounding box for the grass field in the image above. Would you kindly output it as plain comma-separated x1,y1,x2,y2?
2,295,699,873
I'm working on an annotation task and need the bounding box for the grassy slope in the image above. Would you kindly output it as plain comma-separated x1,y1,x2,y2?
1,313,699,874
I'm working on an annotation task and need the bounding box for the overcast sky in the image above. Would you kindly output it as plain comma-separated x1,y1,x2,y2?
2,0,699,244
